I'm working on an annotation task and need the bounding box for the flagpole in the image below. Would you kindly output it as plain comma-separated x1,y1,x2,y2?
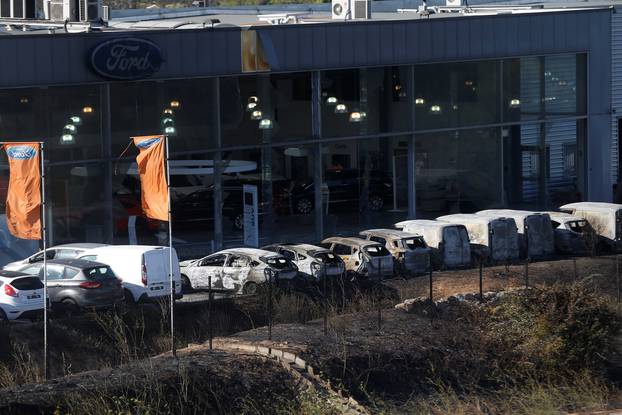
165,135,176,358
40,141,48,380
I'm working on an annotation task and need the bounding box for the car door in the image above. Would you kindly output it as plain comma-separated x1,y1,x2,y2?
333,244,355,270
37,264,65,303
222,254,251,291
189,254,226,290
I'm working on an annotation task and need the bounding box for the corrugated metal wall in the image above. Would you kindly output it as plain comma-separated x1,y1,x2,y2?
611,8,622,185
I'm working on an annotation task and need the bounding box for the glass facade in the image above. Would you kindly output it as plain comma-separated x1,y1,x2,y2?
0,53,588,258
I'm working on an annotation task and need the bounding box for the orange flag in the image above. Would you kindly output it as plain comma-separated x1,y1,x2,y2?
3,143,42,240
132,135,169,222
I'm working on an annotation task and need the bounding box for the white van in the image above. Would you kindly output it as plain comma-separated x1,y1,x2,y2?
79,245,182,304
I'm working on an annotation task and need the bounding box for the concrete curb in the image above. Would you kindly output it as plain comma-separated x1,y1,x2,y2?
211,339,370,415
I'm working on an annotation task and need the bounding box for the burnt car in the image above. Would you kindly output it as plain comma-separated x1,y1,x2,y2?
262,243,345,280
287,169,393,215
395,220,471,269
179,248,299,295
321,237,394,279
560,202,622,252
546,211,593,255
359,229,430,276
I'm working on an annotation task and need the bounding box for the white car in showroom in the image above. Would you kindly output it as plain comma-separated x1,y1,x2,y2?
0,270,44,321
3,243,108,271
179,248,299,295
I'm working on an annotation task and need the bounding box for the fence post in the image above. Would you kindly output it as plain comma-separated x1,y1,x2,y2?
267,268,273,341
479,260,483,302
208,275,213,350
524,259,529,289
429,267,433,304
377,257,382,331
617,255,620,315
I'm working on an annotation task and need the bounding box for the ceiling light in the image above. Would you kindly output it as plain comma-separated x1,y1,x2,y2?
170,100,180,108
164,126,176,135
82,106,93,114
259,119,273,129
326,96,338,105
64,124,77,133
251,110,262,120
430,105,441,114
19,97,28,104
162,117,174,125
163,108,174,115
70,116,82,125
415,98,425,105
246,102,258,111
464,80,474,87
335,104,348,114
349,111,363,123
248,96,259,104
60,134,74,145
509,98,521,108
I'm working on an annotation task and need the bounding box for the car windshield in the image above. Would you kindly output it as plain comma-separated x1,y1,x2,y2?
404,238,426,250
568,220,588,233
10,277,44,290
264,257,291,269
314,252,341,264
364,246,391,257
84,266,116,280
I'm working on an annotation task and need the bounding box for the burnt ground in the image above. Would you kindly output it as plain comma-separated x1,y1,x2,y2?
0,255,620,414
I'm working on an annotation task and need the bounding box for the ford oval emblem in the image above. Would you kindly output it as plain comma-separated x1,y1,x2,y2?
90,38,163,80
6,146,36,160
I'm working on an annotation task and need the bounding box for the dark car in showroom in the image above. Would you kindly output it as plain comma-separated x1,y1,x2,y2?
287,169,393,215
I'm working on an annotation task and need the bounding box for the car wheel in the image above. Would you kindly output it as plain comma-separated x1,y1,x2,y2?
61,299,80,316
368,194,384,211
181,275,193,293
242,282,258,296
295,198,313,214
124,289,136,306
232,213,244,231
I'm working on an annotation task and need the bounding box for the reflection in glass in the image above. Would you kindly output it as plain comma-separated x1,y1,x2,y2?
415,60,499,130
416,129,502,215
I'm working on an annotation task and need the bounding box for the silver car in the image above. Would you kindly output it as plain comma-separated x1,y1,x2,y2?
179,248,299,295
262,243,345,280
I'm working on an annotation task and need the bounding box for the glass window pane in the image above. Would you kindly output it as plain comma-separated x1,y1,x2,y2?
321,137,409,235
221,73,311,147
322,67,412,138
415,60,499,130
416,128,503,215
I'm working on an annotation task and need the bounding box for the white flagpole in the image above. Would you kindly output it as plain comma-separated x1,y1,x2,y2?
40,141,48,380
164,135,176,357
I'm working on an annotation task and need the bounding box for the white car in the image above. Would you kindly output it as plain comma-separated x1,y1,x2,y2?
78,245,182,304
179,248,299,295
3,243,108,271
262,243,345,280
0,270,44,321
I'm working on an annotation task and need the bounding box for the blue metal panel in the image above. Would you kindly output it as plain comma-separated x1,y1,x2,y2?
325,25,340,67
393,22,406,63
456,19,469,59
352,24,367,65
338,25,355,67
367,23,380,66
469,18,482,57
444,20,457,59
299,26,314,68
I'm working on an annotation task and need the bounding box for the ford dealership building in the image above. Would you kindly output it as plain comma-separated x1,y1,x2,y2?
0,0,617,257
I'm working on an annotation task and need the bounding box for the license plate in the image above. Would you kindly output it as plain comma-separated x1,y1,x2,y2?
28,294,41,299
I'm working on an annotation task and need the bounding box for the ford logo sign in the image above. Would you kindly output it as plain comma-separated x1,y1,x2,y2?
7,146,36,160
90,38,163,80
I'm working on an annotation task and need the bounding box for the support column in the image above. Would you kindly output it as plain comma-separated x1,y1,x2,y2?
211,77,223,250
101,83,114,244
408,65,417,219
259,74,273,244
312,71,324,242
